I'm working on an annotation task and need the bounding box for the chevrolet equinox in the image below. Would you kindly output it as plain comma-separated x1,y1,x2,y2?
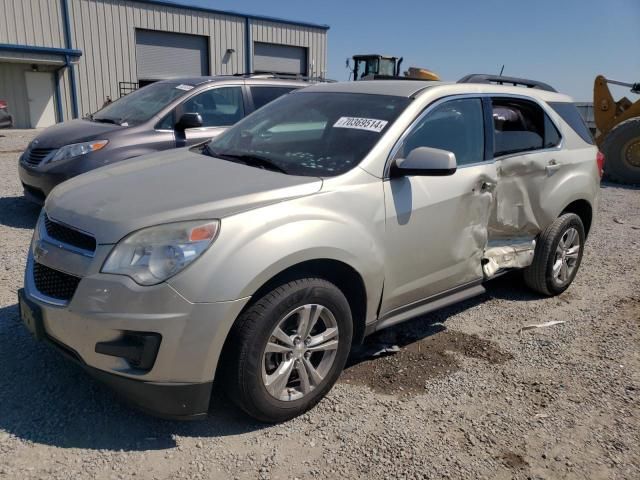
19,78,601,422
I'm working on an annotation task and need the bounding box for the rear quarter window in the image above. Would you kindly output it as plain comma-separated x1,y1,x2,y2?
548,102,595,145
250,86,298,110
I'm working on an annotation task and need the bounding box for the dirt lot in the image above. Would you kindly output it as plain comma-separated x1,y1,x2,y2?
0,129,639,479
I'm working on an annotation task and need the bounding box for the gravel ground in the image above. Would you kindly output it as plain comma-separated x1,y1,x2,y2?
0,129,639,479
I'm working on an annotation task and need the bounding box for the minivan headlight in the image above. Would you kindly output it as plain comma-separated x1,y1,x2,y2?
102,220,220,285
49,140,108,163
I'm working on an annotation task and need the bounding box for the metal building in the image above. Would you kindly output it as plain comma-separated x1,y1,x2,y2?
0,0,329,128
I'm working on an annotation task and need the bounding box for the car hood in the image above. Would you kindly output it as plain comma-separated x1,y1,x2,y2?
45,148,323,244
28,119,123,149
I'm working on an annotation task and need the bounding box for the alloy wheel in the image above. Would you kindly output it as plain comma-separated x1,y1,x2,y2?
552,227,581,285
262,304,339,401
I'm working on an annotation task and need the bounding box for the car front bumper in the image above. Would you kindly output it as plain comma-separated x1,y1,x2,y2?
20,250,250,419
18,161,66,204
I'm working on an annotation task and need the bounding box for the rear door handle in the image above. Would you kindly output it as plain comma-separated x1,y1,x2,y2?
546,159,561,175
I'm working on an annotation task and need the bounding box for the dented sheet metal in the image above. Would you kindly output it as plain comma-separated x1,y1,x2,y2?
483,239,536,278
489,158,547,238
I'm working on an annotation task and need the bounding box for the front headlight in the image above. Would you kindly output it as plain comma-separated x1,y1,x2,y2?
49,140,108,163
102,220,220,285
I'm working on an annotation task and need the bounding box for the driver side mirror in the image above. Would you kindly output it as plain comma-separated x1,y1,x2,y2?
391,147,457,177
175,112,203,132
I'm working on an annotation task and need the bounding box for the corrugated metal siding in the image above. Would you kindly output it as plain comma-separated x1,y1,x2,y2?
251,19,327,78
68,0,250,115
0,0,66,48
1,0,327,121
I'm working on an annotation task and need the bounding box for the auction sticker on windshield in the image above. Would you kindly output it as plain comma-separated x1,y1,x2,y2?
175,84,194,91
333,117,388,133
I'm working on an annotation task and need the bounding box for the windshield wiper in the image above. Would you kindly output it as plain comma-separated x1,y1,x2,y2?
92,117,122,125
205,146,288,174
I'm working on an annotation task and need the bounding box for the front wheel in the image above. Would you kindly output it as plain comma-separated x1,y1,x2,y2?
524,213,585,296
222,278,353,423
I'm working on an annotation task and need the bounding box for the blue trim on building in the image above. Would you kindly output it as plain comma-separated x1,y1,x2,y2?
135,0,330,30
245,17,252,74
60,0,73,50
65,55,80,119
0,43,82,57
60,0,80,119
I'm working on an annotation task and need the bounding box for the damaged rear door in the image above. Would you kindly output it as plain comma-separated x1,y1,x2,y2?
380,96,498,315
483,95,564,276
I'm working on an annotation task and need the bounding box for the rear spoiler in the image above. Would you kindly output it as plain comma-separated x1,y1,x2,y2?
458,74,557,92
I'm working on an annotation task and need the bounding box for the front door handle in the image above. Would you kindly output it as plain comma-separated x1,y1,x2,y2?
481,181,496,192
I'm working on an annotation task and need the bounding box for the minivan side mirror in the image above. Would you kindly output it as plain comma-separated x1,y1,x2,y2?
175,112,203,132
391,146,457,177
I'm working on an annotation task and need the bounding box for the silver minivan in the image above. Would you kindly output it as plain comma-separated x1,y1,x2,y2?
18,76,307,204
19,78,601,422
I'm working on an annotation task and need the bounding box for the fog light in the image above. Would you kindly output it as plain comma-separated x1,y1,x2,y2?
95,332,161,371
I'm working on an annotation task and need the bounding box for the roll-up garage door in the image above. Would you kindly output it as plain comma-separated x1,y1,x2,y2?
136,30,209,80
253,42,307,75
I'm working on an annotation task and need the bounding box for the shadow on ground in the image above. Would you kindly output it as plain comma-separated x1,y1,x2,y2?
349,271,543,363
343,275,525,394
0,272,541,451
0,196,40,229
601,180,640,191
0,303,267,452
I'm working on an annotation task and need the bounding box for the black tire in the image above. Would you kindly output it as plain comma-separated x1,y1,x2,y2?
602,117,640,185
222,278,353,423
523,213,585,296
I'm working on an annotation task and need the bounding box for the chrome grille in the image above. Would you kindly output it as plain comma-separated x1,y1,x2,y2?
44,214,97,253
23,147,56,167
32,262,81,302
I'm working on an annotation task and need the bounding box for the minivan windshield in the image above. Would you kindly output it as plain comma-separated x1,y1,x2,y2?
91,82,187,126
205,92,411,176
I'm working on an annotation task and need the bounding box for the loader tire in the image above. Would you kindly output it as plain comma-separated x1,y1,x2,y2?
602,117,640,185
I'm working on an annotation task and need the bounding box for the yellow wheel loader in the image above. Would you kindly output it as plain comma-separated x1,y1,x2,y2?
349,54,440,81
594,76,640,184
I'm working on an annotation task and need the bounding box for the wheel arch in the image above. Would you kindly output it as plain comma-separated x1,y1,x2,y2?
240,258,368,346
214,258,370,385
560,198,593,237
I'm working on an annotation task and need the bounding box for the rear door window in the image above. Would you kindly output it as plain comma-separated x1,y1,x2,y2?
491,98,561,157
250,86,298,110
182,86,245,127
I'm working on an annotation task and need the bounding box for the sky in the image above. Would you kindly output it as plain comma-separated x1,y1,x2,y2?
171,0,639,102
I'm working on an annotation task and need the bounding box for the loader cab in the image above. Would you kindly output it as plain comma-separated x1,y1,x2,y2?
352,55,401,80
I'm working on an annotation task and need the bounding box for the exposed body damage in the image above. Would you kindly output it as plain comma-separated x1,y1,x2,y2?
483,240,536,278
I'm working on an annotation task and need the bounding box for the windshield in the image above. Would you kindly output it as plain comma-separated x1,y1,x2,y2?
92,82,188,126
205,92,411,176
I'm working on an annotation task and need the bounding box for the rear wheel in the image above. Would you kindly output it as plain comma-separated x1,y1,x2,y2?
223,278,352,422
602,117,640,184
524,213,585,296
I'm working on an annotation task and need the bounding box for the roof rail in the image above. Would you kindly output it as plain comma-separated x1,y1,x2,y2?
457,74,557,92
231,72,335,83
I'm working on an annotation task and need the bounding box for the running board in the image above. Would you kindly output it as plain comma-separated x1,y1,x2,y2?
372,283,486,333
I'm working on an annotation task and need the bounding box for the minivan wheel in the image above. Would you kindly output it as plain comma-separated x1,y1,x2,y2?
523,213,585,296
223,278,352,423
